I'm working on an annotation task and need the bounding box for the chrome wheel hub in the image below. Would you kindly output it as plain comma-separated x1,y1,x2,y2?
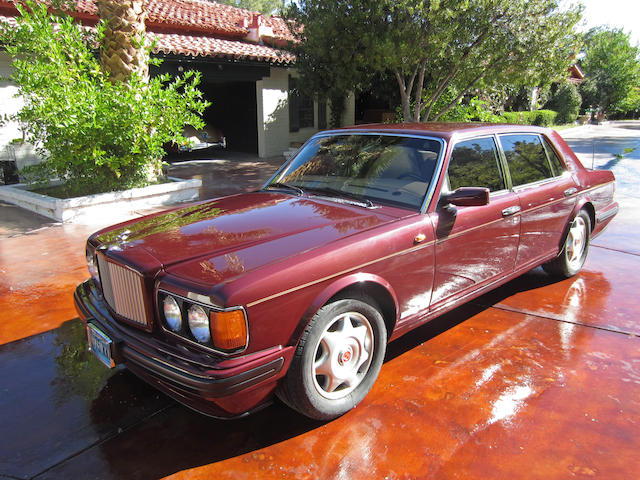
566,216,587,270
312,312,374,400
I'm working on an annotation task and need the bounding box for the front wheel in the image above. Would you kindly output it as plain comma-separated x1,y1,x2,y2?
277,297,387,420
543,210,591,278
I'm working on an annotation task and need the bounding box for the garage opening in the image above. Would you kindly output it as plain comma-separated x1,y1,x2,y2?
153,58,269,158
200,81,258,154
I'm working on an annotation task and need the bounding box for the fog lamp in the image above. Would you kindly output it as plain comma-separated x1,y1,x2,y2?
188,305,211,343
163,295,182,332
211,310,247,350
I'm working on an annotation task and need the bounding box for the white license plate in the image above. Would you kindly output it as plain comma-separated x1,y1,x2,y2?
87,323,115,368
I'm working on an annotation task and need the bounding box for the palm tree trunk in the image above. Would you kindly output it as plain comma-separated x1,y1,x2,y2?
97,0,148,83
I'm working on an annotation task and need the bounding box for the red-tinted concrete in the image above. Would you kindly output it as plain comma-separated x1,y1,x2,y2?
1,156,639,479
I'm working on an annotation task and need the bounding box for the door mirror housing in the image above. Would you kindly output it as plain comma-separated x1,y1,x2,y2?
442,187,490,207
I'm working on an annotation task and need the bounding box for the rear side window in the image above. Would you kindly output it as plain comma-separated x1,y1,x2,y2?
448,137,505,192
542,137,566,176
499,134,553,186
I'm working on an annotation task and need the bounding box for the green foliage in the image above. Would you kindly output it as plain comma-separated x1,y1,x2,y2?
214,0,282,15
531,110,558,127
287,0,582,123
0,1,209,195
580,27,640,117
545,83,582,124
500,110,558,126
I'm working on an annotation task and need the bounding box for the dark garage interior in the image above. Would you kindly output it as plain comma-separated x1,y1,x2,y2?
200,81,258,154
154,57,269,157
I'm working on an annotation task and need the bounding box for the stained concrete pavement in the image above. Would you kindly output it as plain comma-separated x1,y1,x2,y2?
1,125,639,479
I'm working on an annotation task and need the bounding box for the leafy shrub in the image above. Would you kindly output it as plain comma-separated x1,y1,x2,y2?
545,83,582,124
0,1,208,196
530,109,558,126
500,111,526,124
500,110,558,126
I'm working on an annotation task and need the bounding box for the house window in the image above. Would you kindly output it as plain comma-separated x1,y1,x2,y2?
289,76,314,132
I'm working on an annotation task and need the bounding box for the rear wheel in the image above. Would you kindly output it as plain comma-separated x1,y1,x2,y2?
543,210,591,278
277,297,386,420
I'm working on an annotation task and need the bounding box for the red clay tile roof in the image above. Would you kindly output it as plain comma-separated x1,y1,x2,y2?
150,31,295,63
0,0,295,64
72,0,294,41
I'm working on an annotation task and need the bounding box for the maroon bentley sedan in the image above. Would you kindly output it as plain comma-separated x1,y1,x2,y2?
75,123,618,420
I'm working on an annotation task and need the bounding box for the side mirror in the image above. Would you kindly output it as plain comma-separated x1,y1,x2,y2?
442,187,490,207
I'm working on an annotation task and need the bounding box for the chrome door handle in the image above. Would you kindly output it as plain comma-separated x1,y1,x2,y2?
502,206,521,216
564,187,578,197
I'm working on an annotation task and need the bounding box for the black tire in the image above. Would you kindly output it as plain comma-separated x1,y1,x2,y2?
542,209,591,278
277,296,387,421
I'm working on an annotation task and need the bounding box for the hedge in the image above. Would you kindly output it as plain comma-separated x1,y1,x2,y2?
499,110,558,127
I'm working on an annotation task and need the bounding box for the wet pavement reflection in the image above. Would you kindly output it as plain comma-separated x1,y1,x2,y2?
1,139,640,479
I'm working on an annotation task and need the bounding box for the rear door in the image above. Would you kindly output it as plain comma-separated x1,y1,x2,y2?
430,136,521,307
497,133,578,269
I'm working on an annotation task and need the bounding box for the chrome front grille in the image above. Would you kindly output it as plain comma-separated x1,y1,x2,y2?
97,254,149,327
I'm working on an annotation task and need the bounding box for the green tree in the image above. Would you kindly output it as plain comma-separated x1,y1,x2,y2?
579,27,640,117
545,82,582,124
0,1,208,196
215,0,283,15
287,0,581,123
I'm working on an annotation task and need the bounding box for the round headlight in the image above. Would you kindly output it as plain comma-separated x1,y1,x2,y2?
163,296,182,332
188,305,211,343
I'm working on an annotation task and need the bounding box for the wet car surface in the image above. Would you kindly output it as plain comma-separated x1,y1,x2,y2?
74,123,617,421
1,122,638,479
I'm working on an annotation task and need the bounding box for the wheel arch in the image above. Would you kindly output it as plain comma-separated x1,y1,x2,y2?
292,273,399,346
560,200,595,249
576,199,596,233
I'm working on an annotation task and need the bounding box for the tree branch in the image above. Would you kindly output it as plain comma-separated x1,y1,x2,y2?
413,58,427,122
423,29,491,121
395,69,411,122
431,56,507,121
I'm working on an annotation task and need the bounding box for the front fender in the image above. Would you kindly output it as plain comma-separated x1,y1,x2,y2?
289,272,399,347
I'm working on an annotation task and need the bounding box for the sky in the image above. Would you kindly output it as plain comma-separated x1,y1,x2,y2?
569,0,640,46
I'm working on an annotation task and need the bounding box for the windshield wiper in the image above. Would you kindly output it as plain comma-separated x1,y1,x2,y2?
305,186,375,208
263,182,304,196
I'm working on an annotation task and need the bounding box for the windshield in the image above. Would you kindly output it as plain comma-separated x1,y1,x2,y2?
273,134,443,210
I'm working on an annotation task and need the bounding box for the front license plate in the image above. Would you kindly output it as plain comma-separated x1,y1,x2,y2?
87,323,115,368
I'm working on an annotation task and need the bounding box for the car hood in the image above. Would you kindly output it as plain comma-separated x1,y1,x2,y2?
93,192,401,284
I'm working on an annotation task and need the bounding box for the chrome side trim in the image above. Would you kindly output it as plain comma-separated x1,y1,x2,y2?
435,216,511,244
245,240,435,308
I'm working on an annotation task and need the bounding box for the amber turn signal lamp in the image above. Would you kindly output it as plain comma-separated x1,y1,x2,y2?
210,310,247,350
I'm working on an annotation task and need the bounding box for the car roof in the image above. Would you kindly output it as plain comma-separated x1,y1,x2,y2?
328,122,553,141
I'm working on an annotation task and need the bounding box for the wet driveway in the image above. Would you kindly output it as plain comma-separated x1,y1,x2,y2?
1,127,639,479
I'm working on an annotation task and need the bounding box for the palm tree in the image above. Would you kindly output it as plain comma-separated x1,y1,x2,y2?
97,0,148,83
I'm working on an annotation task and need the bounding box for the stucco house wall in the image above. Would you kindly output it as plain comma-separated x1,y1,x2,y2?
0,52,40,170
257,67,355,158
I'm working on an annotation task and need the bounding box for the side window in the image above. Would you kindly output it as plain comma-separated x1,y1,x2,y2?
448,137,505,192
499,134,553,186
542,137,566,177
